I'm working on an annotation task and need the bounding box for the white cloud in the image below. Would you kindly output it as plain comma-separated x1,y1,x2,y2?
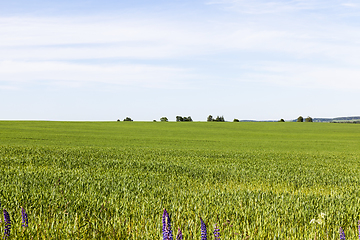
206,0,357,14
1,10,360,91
0,16,229,60
341,3,357,8
1,15,360,62
0,60,195,89
240,61,360,90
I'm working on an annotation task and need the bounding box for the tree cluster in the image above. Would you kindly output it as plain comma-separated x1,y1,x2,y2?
305,116,313,122
207,115,225,122
123,117,133,121
297,116,313,122
160,117,168,122
176,116,193,122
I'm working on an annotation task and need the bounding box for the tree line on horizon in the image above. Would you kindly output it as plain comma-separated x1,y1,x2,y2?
117,115,314,122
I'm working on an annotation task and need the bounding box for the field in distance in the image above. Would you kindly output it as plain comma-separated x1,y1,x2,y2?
1,121,360,239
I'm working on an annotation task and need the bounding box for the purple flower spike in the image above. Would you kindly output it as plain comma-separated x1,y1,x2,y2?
213,224,220,240
21,207,28,228
176,228,183,240
162,209,168,240
3,209,11,239
340,227,346,240
200,217,207,240
162,209,173,240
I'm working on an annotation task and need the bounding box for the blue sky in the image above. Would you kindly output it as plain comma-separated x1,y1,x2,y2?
1,0,360,121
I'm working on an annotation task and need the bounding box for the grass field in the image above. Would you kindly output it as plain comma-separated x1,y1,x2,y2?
1,121,360,239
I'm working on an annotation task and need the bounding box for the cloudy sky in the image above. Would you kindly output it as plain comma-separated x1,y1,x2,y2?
1,0,360,121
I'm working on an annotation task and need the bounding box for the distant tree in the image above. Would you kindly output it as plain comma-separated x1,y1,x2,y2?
207,115,213,122
305,116,313,122
176,116,192,122
233,118,240,122
117,119,120,122
176,116,184,122
279,119,285,122
160,117,168,122
183,116,193,122
123,117,133,121
297,116,304,122
214,116,225,122
153,120,157,122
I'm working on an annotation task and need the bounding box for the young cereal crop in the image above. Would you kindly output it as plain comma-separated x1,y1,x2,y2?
1,121,360,239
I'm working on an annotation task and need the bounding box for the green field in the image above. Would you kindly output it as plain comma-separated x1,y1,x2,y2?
1,121,360,239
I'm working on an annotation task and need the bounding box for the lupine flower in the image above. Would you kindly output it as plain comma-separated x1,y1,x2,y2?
213,224,220,240
340,227,346,240
200,217,207,240
162,209,168,240
21,207,28,228
3,209,11,239
176,228,183,240
162,209,173,240
358,220,360,240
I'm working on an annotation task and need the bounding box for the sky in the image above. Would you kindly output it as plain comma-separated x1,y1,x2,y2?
1,0,360,121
